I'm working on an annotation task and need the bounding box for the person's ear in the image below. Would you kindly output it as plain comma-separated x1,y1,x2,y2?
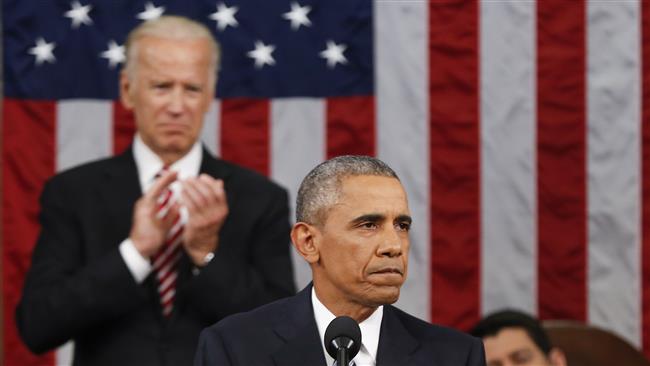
119,71,134,110
548,347,567,366
291,222,320,264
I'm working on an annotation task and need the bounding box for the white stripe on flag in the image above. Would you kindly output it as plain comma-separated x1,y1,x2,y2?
201,99,221,157
375,0,430,321
270,98,326,291
480,0,537,316
587,0,641,347
57,100,112,172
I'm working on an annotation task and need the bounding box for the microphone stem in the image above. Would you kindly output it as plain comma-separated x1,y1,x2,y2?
337,347,349,366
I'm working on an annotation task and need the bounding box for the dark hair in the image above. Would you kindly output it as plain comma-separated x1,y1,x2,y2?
469,309,552,355
295,155,399,225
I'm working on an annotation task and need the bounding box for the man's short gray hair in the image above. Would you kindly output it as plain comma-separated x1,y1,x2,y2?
123,15,220,82
296,155,399,225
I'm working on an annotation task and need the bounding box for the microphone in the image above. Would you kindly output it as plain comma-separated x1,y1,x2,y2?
324,316,362,366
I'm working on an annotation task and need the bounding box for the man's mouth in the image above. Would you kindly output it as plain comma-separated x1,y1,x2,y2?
370,267,403,276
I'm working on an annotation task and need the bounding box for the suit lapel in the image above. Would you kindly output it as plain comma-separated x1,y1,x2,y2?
198,147,232,178
99,148,142,240
376,306,419,366
269,290,420,366
97,148,166,318
271,286,327,366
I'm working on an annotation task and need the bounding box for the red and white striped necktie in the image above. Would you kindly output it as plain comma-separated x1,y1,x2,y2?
151,171,184,318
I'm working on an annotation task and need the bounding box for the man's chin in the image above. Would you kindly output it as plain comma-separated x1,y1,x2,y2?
364,286,401,306
156,139,193,155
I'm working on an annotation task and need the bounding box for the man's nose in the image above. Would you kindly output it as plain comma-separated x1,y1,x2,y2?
167,87,184,114
377,226,403,257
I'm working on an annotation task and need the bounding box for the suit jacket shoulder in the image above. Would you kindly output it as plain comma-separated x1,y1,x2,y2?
380,306,485,366
46,149,287,202
45,151,132,189
195,286,325,366
387,305,480,348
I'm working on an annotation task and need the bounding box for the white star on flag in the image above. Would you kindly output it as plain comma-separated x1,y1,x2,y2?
137,2,165,21
29,38,56,65
100,40,125,69
283,2,311,30
320,40,348,68
247,41,276,69
209,2,239,31
64,1,93,29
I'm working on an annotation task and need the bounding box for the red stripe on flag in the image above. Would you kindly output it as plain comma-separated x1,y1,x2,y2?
113,101,136,155
642,0,650,358
220,99,270,176
536,0,587,322
428,0,481,330
2,99,56,366
326,96,375,158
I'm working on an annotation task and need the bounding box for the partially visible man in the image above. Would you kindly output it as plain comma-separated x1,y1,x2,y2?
16,16,295,365
470,310,567,366
195,155,485,366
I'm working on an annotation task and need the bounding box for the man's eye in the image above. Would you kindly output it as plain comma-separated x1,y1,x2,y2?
397,222,411,231
360,222,377,229
511,350,533,364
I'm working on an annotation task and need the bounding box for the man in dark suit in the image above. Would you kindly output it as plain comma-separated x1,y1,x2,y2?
16,16,295,365
195,156,485,366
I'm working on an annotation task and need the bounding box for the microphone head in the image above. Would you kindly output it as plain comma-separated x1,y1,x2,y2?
324,316,362,360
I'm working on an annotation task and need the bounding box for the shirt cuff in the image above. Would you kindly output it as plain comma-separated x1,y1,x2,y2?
119,238,152,283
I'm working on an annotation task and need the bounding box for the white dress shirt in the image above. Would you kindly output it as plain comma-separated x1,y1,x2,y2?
118,134,202,283
312,288,383,366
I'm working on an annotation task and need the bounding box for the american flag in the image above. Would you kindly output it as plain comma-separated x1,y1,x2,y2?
3,0,650,364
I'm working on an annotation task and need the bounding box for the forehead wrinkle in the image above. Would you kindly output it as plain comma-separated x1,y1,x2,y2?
130,38,215,87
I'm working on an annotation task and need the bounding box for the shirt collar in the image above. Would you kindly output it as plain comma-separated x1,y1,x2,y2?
311,287,383,366
132,134,203,193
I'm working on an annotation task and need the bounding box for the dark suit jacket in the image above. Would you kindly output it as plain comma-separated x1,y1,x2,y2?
195,285,486,366
16,147,296,366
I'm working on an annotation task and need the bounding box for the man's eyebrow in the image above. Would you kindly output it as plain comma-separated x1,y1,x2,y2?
396,215,412,224
350,214,384,225
349,214,412,226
